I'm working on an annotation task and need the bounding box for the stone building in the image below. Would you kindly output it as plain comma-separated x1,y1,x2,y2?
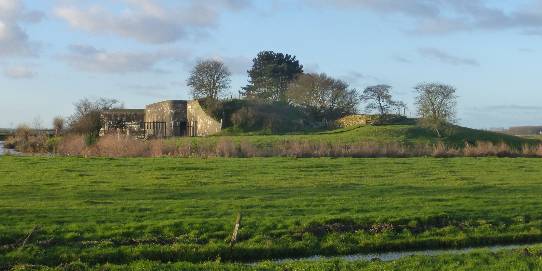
100,100,221,138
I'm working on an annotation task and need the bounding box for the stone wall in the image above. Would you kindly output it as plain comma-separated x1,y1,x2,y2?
145,100,188,137
187,100,222,136
100,99,221,138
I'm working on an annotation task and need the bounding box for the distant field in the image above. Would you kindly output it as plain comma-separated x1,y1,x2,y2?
522,135,542,140
177,124,538,149
2,156,542,269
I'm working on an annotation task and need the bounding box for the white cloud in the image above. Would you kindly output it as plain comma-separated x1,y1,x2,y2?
306,0,542,35
55,0,250,44
3,66,36,79
0,0,43,57
62,44,190,74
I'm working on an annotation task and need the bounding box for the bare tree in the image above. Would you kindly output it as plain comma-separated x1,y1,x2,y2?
361,85,398,116
393,101,407,116
32,116,43,132
287,73,359,120
414,82,457,137
187,59,231,100
53,117,65,136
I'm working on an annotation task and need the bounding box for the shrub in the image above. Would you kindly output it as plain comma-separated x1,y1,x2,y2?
212,99,313,133
4,125,49,153
57,135,86,156
91,135,149,157
47,135,542,159
46,136,62,153
216,138,238,157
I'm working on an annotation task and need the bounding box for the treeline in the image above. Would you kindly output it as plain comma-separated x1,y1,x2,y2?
5,50,462,154
189,51,458,135
504,126,542,136
188,52,403,133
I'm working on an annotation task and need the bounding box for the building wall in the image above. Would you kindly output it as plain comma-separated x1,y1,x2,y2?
144,100,187,137
101,100,220,138
100,109,145,136
186,100,222,136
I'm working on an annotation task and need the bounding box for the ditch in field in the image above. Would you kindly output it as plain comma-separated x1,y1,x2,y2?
265,242,539,264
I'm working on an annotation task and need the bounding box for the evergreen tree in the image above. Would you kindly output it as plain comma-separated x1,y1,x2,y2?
242,51,303,103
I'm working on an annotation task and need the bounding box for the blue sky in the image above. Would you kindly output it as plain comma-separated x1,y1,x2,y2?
1,0,541,129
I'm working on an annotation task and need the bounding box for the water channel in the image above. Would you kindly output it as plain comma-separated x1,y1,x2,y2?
266,243,539,264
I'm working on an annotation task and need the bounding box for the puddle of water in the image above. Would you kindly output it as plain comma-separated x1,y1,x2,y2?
268,243,539,264
0,141,20,156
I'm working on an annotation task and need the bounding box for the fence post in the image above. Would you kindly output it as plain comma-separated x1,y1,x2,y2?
229,212,242,248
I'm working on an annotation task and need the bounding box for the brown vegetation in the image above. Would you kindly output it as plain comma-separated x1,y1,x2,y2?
4,125,52,153
30,135,542,158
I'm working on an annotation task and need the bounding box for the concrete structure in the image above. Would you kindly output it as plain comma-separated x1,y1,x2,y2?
100,109,145,137
101,100,221,138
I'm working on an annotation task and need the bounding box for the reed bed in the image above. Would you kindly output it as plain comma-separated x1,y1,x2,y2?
49,135,542,158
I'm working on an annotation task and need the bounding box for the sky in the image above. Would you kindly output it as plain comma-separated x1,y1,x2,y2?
1,0,541,129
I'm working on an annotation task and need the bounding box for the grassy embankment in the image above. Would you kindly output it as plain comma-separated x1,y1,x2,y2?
5,124,539,157
2,156,542,269
175,124,538,150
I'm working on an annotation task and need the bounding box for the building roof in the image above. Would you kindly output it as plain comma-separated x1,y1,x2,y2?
103,109,145,113
145,100,191,107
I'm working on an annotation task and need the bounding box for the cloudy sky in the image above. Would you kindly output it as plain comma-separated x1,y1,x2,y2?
1,0,541,129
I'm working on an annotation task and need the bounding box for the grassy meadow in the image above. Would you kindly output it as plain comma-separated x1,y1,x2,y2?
2,156,542,269
17,246,542,270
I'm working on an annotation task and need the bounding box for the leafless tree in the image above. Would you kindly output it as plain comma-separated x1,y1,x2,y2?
32,116,43,131
393,101,407,116
53,117,65,136
187,59,231,100
361,85,398,116
414,82,457,137
287,73,359,120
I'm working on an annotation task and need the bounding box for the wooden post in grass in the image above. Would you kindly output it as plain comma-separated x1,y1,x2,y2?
19,225,38,250
229,212,242,248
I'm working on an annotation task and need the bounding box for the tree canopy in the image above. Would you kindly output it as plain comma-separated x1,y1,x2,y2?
414,82,457,137
361,85,396,116
242,51,303,103
287,73,359,120
68,97,123,136
187,59,231,100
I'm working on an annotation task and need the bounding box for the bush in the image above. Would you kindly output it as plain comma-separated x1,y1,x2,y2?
4,125,49,153
229,101,310,133
373,114,411,125
46,136,62,153
57,135,86,156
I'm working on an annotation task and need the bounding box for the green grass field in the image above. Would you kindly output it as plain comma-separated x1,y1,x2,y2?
2,156,542,270
178,124,537,149
21,247,542,270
